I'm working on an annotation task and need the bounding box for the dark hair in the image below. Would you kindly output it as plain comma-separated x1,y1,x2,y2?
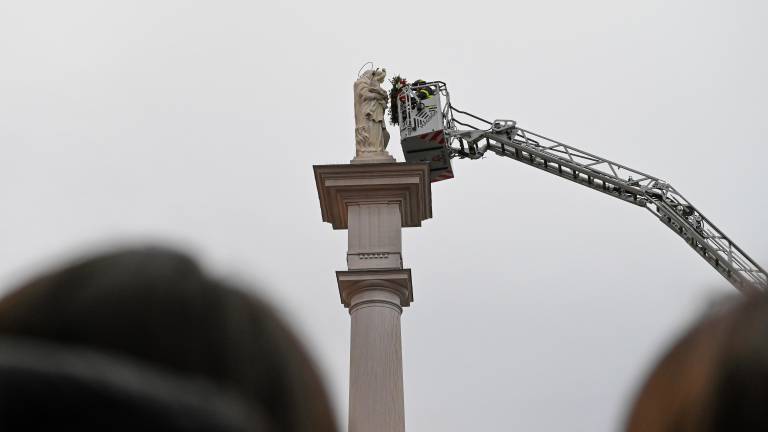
0,247,337,432
625,294,768,432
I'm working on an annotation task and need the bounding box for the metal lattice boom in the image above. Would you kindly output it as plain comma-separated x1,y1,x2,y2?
443,105,768,294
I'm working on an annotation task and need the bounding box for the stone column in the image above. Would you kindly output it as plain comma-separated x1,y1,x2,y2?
314,163,431,432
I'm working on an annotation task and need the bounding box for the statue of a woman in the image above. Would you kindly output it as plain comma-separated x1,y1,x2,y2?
353,68,393,163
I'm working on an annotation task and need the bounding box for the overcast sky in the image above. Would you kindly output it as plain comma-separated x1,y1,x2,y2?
1,1,767,430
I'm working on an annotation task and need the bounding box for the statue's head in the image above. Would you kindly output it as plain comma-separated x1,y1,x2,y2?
359,67,387,85
372,68,386,83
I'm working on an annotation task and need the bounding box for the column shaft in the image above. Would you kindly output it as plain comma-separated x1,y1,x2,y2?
348,287,405,432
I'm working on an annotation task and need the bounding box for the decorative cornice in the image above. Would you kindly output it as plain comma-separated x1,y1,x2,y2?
336,269,413,308
313,163,432,230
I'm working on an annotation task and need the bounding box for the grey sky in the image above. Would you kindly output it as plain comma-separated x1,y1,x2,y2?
1,1,766,430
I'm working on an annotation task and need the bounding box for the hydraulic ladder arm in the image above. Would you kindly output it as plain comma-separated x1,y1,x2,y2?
446,107,768,294
395,81,767,294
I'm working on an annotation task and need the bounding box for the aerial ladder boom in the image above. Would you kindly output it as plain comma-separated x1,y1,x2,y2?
394,80,768,294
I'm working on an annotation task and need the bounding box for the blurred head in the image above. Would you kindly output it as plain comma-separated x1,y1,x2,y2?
626,294,768,432
0,247,337,432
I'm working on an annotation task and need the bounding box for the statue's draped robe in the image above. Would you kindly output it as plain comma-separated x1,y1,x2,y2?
353,73,390,156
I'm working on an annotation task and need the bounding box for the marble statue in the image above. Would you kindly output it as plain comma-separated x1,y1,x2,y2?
353,67,394,163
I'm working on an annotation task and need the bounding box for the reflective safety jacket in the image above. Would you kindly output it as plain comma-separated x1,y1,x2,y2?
413,80,435,100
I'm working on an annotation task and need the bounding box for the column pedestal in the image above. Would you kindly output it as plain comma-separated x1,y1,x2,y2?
314,163,431,432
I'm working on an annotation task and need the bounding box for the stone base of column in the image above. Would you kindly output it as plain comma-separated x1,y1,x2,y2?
351,150,396,164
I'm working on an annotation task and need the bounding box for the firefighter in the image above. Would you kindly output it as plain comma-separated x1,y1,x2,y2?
412,79,435,100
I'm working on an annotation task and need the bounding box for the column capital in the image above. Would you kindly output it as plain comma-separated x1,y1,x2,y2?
313,162,432,230
336,269,413,308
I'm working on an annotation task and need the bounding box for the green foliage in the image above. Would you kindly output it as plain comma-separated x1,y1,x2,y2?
388,75,407,125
